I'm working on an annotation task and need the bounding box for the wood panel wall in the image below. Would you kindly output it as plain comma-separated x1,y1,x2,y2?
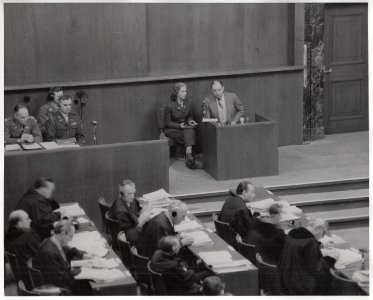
4,3,304,147
4,140,169,228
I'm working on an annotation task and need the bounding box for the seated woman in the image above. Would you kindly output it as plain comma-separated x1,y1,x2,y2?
164,82,197,169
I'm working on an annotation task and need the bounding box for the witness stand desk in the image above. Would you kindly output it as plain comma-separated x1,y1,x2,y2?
254,187,369,295
61,202,137,295
202,113,278,180
4,140,169,229
184,214,259,295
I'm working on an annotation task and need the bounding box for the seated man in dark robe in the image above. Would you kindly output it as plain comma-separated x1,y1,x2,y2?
247,204,286,265
219,181,256,242
5,210,41,290
151,236,211,295
33,220,93,295
278,218,340,295
138,200,193,259
16,177,61,239
108,179,151,246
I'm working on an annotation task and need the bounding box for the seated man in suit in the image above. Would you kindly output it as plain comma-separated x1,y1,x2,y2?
16,178,61,239
278,218,340,295
203,80,245,125
108,179,151,246
247,204,286,265
5,104,42,144
138,200,193,259
33,220,93,294
151,236,211,295
5,210,41,290
45,95,84,145
219,181,256,242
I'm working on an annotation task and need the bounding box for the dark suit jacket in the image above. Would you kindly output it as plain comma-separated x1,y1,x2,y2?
16,188,61,239
247,218,286,265
151,250,203,295
219,195,254,242
204,92,245,124
108,198,142,246
33,238,85,289
138,212,175,259
278,227,336,295
164,99,194,129
5,228,41,290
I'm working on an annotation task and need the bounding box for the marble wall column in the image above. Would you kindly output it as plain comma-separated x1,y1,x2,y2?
304,3,325,141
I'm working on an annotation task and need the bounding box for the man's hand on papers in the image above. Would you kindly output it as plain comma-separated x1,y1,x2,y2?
180,236,194,247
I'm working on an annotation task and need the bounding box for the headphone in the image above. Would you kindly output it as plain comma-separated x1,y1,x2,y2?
120,191,125,198
171,211,177,218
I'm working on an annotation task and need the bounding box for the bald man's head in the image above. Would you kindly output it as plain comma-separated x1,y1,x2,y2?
8,210,31,231
159,235,181,256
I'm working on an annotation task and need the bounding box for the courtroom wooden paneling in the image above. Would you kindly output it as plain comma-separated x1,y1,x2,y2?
146,3,291,75
4,3,147,86
4,140,169,228
4,70,303,147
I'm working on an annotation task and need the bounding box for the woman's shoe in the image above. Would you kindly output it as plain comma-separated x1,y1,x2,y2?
185,153,196,170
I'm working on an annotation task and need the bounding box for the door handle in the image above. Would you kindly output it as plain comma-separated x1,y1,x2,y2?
324,68,333,73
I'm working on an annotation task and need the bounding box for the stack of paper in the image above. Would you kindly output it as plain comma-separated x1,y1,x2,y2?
198,251,251,273
68,231,108,257
75,216,90,224
5,144,22,151
75,267,126,282
180,230,212,247
60,203,85,217
336,248,362,266
175,220,203,232
319,234,346,246
352,270,369,288
71,258,119,269
39,141,80,150
21,143,42,150
141,189,172,208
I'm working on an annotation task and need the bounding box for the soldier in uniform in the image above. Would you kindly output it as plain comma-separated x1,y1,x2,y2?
5,104,42,144
45,95,84,145
37,87,63,135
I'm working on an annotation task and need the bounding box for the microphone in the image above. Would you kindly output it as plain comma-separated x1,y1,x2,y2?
91,121,98,145
91,120,98,126
201,100,207,117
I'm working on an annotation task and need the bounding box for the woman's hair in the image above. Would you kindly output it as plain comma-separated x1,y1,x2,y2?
170,82,186,102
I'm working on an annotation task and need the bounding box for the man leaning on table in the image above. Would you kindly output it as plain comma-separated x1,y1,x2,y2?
203,80,245,125
4,104,42,144
46,95,84,145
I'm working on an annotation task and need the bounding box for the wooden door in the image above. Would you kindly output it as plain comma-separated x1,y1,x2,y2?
324,4,368,134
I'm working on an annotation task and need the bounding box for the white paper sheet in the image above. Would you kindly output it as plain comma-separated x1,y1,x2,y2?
180,230,212,246
75,267,126,282
5,144,22,151
59,203,85,217
71,258,119,269
175,220,203,232
247,198,275,210
68,231,108,257
198,251,233,265
21,143,42,150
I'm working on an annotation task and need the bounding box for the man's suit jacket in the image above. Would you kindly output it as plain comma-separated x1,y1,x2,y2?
203,92,245,124
219,195,255,242
108,198,142,246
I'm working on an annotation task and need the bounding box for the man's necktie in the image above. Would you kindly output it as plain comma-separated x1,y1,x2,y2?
218,99,223,109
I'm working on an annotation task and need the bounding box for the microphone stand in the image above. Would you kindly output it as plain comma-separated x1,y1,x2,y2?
92,121,98,145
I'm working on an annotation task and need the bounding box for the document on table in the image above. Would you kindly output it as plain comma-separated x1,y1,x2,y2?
199,251,233,265
39,141,80,150
319,234,346,245
75,216,90,224
21,143,42,150
198,251,252,273
68,231,108,257
71,258,119,269
202,118,218,123
75,267,127,282
322,248,362,266
59,203,85,217
281,205,303,215
141,189,173,208
247,198,275,211
180,230,212,246
175,220,203,232
5,144,22,151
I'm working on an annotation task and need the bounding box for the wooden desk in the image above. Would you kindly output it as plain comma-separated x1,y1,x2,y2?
185,214,258,295
4,140,169,229
202,113,278,180
62,202,137,295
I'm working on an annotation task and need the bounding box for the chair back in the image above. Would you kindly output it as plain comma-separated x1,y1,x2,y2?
237,239,258,267
256,253,283,295
5,250,22,281
156,105,167,131
131,246,152,287
212,213,239,250
330,268,362,295
26,258,45,289
105,211,120,251
17,280,40,296
147,260,168,295
118,232,136,277
98,196,111,234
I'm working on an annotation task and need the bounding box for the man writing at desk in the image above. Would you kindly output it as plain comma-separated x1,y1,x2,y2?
203,80,245,125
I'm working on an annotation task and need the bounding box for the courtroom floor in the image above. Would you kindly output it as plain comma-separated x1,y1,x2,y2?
169,131,369,195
